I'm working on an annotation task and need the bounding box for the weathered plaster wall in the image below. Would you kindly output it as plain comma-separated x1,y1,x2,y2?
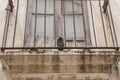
0,0,7,47
0,0,26,47
88,0,120,47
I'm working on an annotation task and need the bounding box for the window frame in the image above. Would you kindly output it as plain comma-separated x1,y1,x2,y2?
25,0,91,47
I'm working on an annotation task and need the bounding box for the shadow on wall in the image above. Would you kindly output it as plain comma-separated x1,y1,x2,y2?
0,59,11,80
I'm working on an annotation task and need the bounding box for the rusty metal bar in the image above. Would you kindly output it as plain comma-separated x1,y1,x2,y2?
81,0,87,47
54,0,57,47
89,0,97,47
2,6,11,48
106,6,115,47
2,6,10,48
12,0,19,47
34,0,38,47
61,0,62,13
99,0,108,47
23,0,28,47
0,47,120,51
32,13,83,16
108,3,118,47
44,0,47,47
72,0,77,47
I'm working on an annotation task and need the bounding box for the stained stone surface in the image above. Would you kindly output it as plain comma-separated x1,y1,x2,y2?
0,52,119,80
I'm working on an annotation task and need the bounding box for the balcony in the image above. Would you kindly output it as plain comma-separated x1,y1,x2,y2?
0,0,120,51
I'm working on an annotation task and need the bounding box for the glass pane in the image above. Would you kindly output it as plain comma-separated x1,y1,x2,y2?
36,15,54,37
75,15,84,38
37,0,45,13
33,0,54,14
64,0,82,14
36,15,44,36
65,16,74,38
46,0,54,14
46,16,54,37
64,15,84,40
64,0,73,14
74,0,82,13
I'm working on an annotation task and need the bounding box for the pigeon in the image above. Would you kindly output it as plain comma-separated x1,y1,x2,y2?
57,37,64,51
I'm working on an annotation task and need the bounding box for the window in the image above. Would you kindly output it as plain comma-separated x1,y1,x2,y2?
25,0,90,47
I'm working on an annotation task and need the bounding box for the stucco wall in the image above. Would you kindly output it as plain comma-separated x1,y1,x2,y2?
88,0,120,47
0,0,26,47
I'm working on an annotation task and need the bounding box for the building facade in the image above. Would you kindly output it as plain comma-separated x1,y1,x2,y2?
0,0,120,80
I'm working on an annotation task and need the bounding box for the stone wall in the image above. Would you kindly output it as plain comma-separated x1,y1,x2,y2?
0,51,119,80
0,59,11,80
